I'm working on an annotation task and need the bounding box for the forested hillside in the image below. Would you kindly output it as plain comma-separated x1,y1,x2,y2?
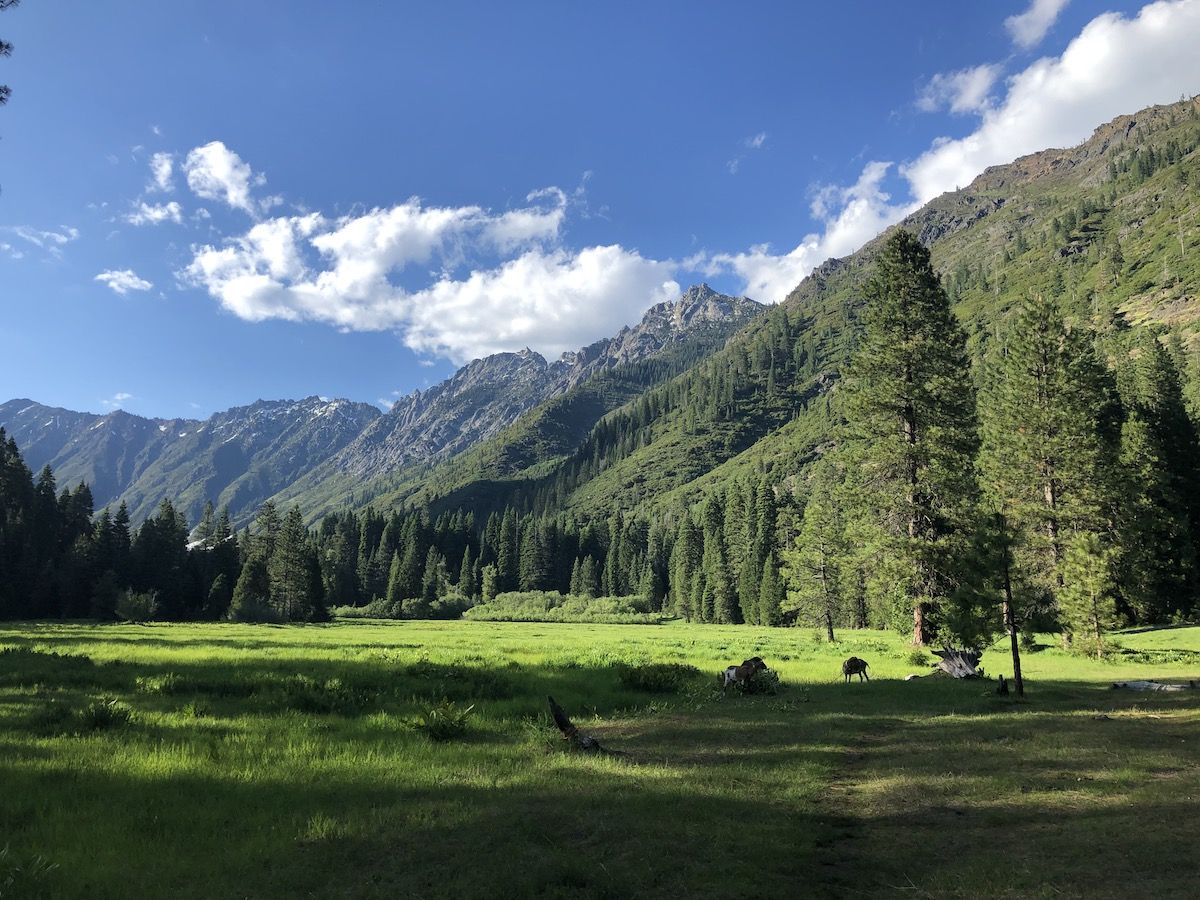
385,98,1200,524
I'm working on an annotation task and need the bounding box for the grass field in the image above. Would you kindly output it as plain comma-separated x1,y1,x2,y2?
1,620,1198,899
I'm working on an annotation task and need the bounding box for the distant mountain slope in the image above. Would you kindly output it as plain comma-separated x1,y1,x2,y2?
388,96,1200,521
0,400,198,509
3,286,761,525
0,397,380,525
270,284,764,517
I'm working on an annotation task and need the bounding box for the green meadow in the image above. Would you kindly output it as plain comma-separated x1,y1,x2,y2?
1,621,1197,899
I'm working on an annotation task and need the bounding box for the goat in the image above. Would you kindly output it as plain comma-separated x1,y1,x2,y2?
842,657,870,683
723,656,768,690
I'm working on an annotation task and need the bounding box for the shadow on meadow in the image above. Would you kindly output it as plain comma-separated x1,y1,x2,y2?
2,632,1199,899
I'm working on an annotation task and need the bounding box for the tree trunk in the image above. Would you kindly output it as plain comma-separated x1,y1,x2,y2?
999,514,1024,696
913,602,927,647
819,559,836,642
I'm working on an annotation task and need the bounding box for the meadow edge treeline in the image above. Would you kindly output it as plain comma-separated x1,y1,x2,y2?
2,231,1198,649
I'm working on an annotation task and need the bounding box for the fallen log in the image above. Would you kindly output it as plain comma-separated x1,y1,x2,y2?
931,646,982,679
1110,680,1198,692
547,695,620,754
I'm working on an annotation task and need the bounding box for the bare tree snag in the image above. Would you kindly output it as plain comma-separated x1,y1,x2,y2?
547,696,617,754
931,646,982,678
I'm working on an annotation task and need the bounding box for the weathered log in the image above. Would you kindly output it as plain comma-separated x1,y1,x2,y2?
931,646,982,679
1110,680,1198,692
547,695,610,753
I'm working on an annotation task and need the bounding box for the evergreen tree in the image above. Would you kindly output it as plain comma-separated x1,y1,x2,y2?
1113,332,1200,620
1058,532,1120,657
578,555,599,598
979,295,1120,622
757,554,785,627
268,507,315,621
840,230,980,644
496,508,519,592
481,563,499,602
418,545,446,615
229,553,271,621
386,551,405,612
205,572,232,619
782,463,847,641
458,545,477,599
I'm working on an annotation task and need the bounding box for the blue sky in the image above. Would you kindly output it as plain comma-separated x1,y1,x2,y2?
2,0,1198,419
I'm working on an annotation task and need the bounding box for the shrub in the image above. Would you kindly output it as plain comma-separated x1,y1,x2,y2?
411,698,475,741
24,701,75,736
226,596,283,624
329,598,405,620
723,668,782,696
905,648,931,667
180,699,213,718
135,673,188,695
403,660,515,701
74,698,135,731
275,675,367,715
115,590,158,623
616,662,702,693
464,591,661,624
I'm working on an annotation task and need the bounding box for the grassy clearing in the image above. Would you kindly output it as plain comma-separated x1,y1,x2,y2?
0,620,1197,899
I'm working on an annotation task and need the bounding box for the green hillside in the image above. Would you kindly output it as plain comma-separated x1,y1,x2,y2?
379,97,1200,522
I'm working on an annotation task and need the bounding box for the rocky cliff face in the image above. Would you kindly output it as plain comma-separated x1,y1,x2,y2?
321,284,763,480
0,397,379,524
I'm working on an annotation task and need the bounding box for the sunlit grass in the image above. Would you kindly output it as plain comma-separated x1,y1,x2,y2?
1,621,1197,898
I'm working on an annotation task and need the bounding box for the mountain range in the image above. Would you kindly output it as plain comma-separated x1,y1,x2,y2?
1,285,762,525
4,96,1199,529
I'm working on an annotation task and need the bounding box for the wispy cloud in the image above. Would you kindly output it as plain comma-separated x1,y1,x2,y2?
916,64,1002,115
100,392,134,410
727,131,768,174
95,269,154,295
1006,0,1071,49
148,152,174,192
124,201,183,226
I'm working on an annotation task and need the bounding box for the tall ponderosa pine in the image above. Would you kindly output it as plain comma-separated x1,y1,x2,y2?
840,230,980,644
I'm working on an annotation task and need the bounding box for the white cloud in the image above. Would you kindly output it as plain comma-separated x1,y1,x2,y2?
916,64,1002,115
148,152,174,192
95,269,154,295
904,0,1200,203
124,201,183,226
7,225,79,249
728,132,769,174
183,141,268,216
713,0,1200,303
0,241,24,260
100,392,134,410
709,161,914,303
183,189,675,363
403,246,679,362
1006,0,1071,49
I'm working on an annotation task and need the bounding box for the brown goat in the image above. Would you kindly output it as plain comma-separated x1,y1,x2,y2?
723,656,767,689
842,657,870,683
